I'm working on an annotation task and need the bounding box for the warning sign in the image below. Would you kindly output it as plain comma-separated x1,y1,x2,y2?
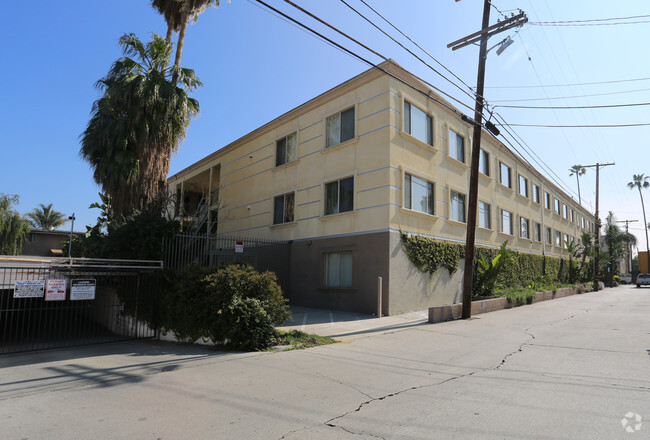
235,241,244,253
14,280,45,298
45,279,67,301
70,279,96,301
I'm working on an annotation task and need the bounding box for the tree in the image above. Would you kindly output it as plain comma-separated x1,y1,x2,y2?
602,212,636,285
569,165,586,205
627,174,650,252
0,194,31,255
150,0,226,74
26,203,66,230
80,33,201,218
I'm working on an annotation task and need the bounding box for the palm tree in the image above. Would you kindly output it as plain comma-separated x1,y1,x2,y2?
627,174,650,252
26,203,66,230
569,165,586,205
150,0,225,75
81,33,201,218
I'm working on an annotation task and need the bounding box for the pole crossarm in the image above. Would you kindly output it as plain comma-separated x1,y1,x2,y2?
447,12,527,50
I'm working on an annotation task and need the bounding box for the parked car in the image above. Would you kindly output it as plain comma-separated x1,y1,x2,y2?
620,274,632,284
636,274,650,288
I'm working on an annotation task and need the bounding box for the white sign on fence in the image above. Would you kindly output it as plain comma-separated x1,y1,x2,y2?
235,241,244,253
45,279,67,301
70,279,96,301
14,280,45,298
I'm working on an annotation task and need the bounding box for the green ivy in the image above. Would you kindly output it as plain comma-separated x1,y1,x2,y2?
400,232,572,294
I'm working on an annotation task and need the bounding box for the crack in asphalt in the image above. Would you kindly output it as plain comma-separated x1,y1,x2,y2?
325,423,386,439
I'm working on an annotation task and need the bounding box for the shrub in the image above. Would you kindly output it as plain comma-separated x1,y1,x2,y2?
160,263,291,350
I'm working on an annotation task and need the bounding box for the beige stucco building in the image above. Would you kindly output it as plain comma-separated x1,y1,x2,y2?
168,60,595,315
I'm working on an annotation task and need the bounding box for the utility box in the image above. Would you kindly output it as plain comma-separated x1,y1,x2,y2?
639,251,649,273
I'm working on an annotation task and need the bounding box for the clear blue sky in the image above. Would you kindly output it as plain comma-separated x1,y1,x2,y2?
2,0,649,254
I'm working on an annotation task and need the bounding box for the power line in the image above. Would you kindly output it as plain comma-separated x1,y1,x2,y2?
490,87,650,103
486,76,650,89
530,14,650,26
496,122,650,128
494,101,650,110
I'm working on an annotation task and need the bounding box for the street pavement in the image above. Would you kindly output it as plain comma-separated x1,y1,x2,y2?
1,284,649,439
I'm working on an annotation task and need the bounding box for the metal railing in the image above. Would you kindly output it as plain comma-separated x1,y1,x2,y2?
0,260,162,354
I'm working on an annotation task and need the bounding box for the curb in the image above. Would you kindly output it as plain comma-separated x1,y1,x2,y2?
428,286,582,323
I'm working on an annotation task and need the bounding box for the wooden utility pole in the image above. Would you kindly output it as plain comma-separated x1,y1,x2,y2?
617,219,638,274
581,163,615,291
448,6,527,319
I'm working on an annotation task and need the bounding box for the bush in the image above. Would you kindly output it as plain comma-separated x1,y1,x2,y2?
161,263,291,350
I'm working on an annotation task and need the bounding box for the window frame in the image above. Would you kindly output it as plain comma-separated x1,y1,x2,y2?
519,216,530,239
324,176,355,216
546,226,552,245
555,230,562,247
518,175,529,198
275,132,298,167
532,184,540,204
323,250,354,288
325,106,356,148
534,222,542,242
479,149,490,176
403,100,433,146
478,200,491,230
554,198,561,216
499,162,512,189
544,192,551,210
404,173,435,215
449,189,467,223
448,128,466,163
273,192,295,225
500,208,514,235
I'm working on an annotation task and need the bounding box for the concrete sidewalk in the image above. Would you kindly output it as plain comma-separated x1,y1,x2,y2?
278,306,430,341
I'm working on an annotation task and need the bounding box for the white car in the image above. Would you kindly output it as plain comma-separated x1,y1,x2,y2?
620,274,632,284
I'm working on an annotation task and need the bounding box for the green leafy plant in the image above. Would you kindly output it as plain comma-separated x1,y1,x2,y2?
400,232,464,275
476,241,516,296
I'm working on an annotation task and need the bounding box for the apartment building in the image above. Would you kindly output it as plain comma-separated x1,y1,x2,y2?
168,60,595,315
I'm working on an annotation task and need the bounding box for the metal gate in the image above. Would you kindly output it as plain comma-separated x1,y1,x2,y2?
0,258,162,354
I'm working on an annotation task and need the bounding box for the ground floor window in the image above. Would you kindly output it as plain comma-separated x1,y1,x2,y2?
324,251,353,288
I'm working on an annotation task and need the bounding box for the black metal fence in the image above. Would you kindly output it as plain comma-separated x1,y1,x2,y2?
0,259,162,354
164,234,290,290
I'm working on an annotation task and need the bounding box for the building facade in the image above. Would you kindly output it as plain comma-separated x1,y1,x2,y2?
168,60,595,315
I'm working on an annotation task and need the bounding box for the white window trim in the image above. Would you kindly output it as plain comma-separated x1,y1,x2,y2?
517,174,529,200
498,161,513,191
498,207,515,237
478,200,492,231
400,94,436,149
447,125,468,166
399,166,437,218
447,186,467,224
519,215,531,240
532,183,541,205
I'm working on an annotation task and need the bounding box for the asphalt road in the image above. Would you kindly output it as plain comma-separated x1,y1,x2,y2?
1,285,649,439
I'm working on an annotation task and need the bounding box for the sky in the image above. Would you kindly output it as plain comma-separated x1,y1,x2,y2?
1,0,649,255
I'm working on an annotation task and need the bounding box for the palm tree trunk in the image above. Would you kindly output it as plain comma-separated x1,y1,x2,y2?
576,174,581,205
640,188,650,252
173,2,191,81
165,22,174,41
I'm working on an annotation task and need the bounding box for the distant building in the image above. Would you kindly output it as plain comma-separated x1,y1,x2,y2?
21,229,72,257
168,60,595,315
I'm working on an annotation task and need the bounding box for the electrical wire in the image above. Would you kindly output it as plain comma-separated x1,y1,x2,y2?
495,122,650,128
530,14,650,26
494,101,650,110
486,76,650,89
490,87,650,103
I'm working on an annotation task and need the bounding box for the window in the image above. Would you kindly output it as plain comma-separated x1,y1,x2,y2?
276,133,297,166
499,162,512,188
518,175,528,198
500,209,513,235
554,198,561,215
479,150,490,176
324,251,353,288
479,201,491,229
520,217,530,239
563,204,568,219
570,209,575,223
404,101,432,145
326,107,355,147
450,191,466,223
325,177,354,215
533,184,540,204
449,129,465,163
563,233,569,248
534,222,541,242
546,227,552,245
545,192,551,210
273,192,295,225
404,174,434,214
582,217,585,229
555,230,562,247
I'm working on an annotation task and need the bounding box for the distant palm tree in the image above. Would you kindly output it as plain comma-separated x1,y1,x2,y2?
569,165,586,205
627,174,650,252
80,33,201,218
26,203,66,230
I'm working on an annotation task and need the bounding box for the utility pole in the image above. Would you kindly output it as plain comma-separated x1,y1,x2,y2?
617,219,638,274
448,6,527,319
581,163,615,291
